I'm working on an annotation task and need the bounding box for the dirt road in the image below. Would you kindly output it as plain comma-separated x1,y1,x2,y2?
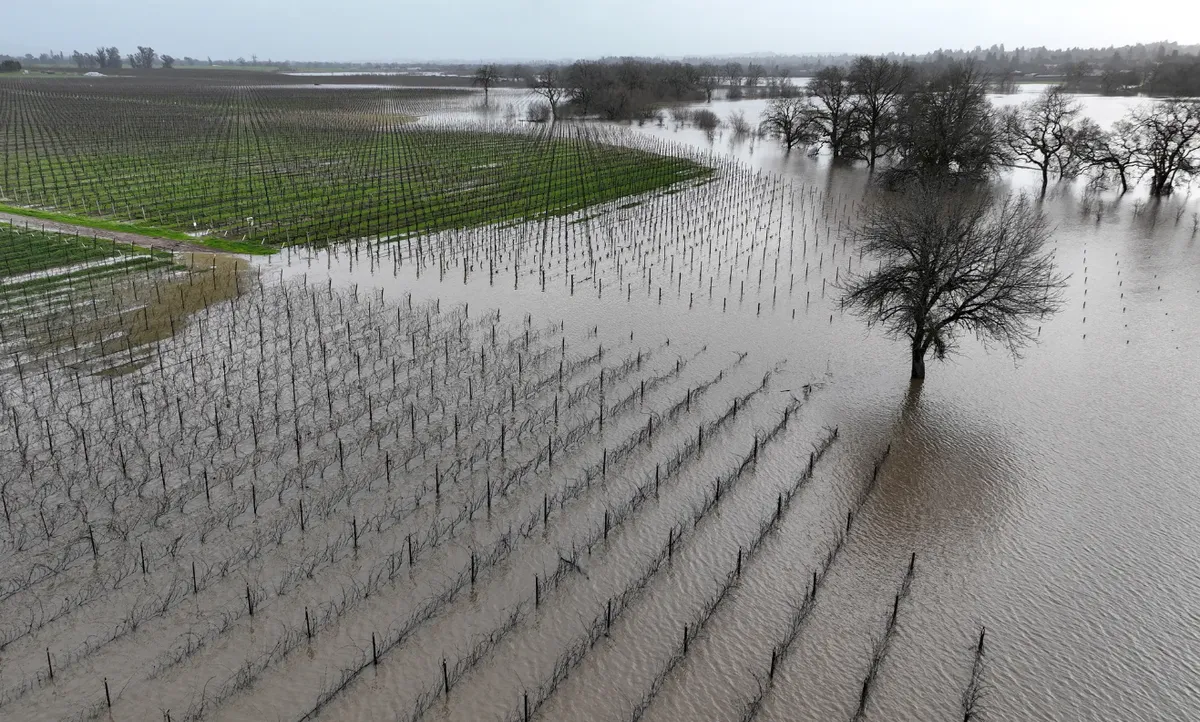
0,212,230,254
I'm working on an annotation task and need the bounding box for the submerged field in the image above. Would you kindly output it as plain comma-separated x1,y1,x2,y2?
0,80,709,247
0,74,1198,722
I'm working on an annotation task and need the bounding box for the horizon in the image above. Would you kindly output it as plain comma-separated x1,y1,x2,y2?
5,0,1200,64
6,41,1200,68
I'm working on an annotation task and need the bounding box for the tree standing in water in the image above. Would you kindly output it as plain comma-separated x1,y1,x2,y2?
1002,84,1085,197
841,181,1066,380
759,97,819,151
472,64,500,104
529,67,566,121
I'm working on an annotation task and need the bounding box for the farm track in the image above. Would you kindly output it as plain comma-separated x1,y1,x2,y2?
0,211,224,255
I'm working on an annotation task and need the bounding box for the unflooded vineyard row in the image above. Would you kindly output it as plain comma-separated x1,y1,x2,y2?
0,81,707,246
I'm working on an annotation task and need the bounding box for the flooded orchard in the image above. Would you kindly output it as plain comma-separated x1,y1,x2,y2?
1,79,1198,722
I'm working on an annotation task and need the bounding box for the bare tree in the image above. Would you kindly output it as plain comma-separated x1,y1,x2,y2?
565,61,605,115
1071,118,1138,193
1125,100,1200,196
1062,61,1090,91
508,64,529,83
698,64,720,102
760,97,819,151
841,182,1066,380
808,66,858,159
722,62,743,88
472,64,499,103
993,72,1019,94
745,63,765,88
889,62,1007,185
529,67,567,121
1002,85,1084,196
847,56,913,169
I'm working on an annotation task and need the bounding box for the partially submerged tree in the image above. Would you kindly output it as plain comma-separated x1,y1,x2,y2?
698,64,720,102
760,97,818,151
1071,118,1139,193
847,56,913,169
841,182,1066,380
993,72,1020,94
161,55,176,70
1002,85,1085,196
745,63,765,88
1062,61,1090,91
1124,99,1200,196
722,62,744,88
565,61,606,115
472,64,499,103
529,67,567,121
888,62,1007,185
807,66,857,159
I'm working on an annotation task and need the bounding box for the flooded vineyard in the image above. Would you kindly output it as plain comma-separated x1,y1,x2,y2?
1,78,1199,722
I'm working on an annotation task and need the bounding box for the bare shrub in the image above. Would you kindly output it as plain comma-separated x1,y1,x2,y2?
525,102,552,123
729,110,752,137
693,109,720,131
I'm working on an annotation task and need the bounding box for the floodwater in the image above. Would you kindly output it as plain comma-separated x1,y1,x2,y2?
1,87,1198,722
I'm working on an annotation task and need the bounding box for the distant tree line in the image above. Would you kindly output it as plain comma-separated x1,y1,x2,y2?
61,46,176,70
2,48,212,71
757,58,1200,197
7,39,1200,94
515,59,797,121
681,41,1200,96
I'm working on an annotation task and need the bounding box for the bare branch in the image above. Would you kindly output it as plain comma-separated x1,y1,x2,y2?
840,181,1066,379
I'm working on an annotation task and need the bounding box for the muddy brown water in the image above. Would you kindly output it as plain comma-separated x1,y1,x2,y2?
0,89,1197,722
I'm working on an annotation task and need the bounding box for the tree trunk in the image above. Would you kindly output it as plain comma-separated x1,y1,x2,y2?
911,345,926,380
1151,172,1170,197
1040,166,1049,197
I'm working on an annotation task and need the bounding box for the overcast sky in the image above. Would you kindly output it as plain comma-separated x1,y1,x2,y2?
5,0,1199,62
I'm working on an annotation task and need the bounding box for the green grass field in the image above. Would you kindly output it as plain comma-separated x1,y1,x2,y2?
0,223,121,277
1,81,710,247
0,205,277,254
0,222,174,288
